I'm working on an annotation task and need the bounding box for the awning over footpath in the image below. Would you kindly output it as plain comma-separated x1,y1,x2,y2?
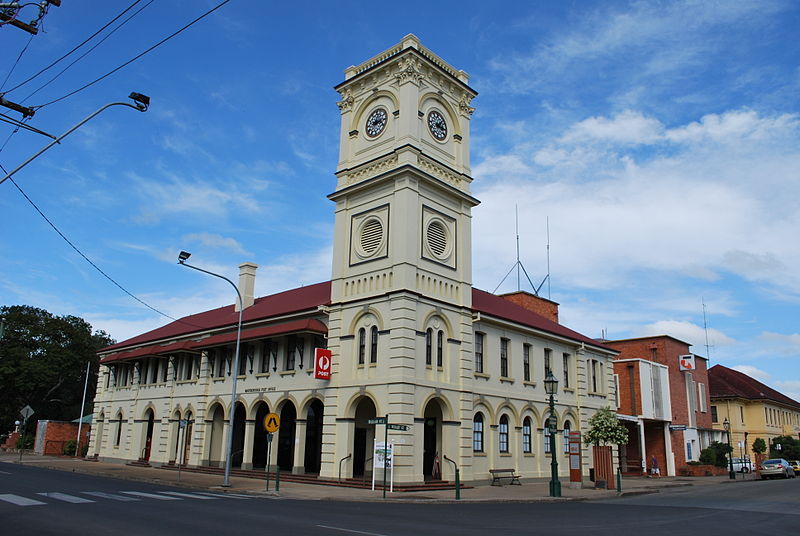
100,318,327,365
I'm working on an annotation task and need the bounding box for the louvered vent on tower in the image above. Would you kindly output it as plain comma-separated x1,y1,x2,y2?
360,218,383,255
427,220,447,258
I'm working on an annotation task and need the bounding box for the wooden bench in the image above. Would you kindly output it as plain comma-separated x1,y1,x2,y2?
490,468,521,486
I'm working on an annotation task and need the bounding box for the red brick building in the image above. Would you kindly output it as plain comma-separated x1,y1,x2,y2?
605,336,714,476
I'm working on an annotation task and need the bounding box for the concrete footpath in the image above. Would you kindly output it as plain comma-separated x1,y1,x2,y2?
0,451,760,503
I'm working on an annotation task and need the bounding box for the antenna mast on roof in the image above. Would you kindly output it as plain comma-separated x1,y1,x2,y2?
492,208,550,296
702,298,712,362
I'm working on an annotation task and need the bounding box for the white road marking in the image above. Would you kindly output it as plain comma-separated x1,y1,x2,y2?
82,491,140,501
37,492,95,504
159,491,219,500
121,491,182,500
0,470,12,474
0,494,46,506
194,491,253,499
316,525,390,536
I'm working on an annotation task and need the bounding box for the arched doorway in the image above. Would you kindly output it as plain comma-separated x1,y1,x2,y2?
252,402,270,469
353,397,377,478
208,404,225,467
423,399,444,480
171,409,182,463
142,409,155,461
232,402,246,468
183,411,193,466
304,399,324,474
277,401,297,471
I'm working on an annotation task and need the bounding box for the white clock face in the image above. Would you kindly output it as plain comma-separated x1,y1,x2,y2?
365,108,387,137
427,110,447,140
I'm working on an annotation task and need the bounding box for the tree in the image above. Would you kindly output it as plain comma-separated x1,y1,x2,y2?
0,305,115,433
584,407,629,446
752,437,767,454
699,441,732,468
770,435,800,460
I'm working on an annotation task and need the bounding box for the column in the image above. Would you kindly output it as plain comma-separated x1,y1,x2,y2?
241,419,255,470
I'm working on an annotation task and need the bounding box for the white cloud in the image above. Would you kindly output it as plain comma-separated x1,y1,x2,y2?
758,332,800,357
638,320,735,351
561,110,663,145
774,380,800,402
183,233,250,256
731,365,771,382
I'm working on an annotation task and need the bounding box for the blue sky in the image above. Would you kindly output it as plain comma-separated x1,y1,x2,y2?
1,1,798,399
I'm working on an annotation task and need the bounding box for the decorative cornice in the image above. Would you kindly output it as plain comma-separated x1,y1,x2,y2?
336,91,354,112
394,56,425,86
340,153,399,187
459,92,476,117
417,154,465,190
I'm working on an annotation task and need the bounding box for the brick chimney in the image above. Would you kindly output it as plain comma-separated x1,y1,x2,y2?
500,291,559,323
236,262,258,311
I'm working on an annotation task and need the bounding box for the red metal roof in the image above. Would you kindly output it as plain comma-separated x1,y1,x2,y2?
709,364,800,410
100,340,198,364
101,281,331,353
190,318,327,349
471,288,615,352
100,280,610,357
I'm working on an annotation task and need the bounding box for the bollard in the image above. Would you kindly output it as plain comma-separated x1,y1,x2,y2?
617,467,622,492
275,466,280,492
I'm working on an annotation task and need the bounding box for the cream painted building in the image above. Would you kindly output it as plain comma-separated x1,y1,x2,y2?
89,35,618,485
709,364,800,458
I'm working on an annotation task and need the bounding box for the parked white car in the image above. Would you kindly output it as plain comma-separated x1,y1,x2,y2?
731,457,753,473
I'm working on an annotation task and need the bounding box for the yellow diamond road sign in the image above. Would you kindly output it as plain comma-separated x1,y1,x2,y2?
264,413,280,433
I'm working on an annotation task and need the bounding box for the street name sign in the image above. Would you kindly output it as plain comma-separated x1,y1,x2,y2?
387,424,409,431
368,417,387,425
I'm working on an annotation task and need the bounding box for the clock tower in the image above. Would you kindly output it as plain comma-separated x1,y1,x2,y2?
321,35,479,482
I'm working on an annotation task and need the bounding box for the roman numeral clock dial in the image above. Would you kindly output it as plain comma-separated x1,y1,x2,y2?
427,110,447,140
365,108,387,137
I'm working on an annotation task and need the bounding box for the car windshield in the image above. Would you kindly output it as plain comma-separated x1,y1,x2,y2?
763,460,781,465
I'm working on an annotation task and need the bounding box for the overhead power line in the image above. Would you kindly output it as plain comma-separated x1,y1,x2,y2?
4,0,146,95
32,0,233,110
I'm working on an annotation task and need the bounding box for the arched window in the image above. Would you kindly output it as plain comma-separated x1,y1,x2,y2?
425,328,433,366
499,415,509,453
473,413,484,452
544,417,552,454
370,326,378,364
522,417,532,453
436,330,443,367
563,420,571,453
358,328,366,365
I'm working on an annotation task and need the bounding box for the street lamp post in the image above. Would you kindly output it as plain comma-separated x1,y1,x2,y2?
544,371,561,497
723,418,735,480
178,251,243,488
0,93,150,187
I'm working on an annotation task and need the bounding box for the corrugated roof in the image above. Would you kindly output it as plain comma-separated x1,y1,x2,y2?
190,318,327,349
709,364,800,410
471,288,615,352
100,280,611,357
101,281,331,353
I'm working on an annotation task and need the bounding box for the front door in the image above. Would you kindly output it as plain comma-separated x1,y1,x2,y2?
424,417,437,479
353,428,367,478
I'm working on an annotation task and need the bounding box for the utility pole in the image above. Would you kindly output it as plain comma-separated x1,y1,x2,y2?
0,1,61,35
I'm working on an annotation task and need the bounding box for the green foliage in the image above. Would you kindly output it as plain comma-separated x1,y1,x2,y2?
583,407,629,446
0,305,115,433
699,441,733,468
15,434,34,450
769,435,800,460
63,439,77,456
752,437,767,454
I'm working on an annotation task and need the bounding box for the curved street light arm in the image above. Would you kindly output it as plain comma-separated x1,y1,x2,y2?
1,95,149,188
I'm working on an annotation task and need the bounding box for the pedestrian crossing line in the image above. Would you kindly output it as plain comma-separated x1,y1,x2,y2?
121,491,182,500
37,492,95,504
194,491,254,499
159,491,219,500
82,491,141,502
0,494,46,506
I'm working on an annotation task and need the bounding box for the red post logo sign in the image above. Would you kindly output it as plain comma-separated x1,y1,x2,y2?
679,354,695,371
314,348,332,380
